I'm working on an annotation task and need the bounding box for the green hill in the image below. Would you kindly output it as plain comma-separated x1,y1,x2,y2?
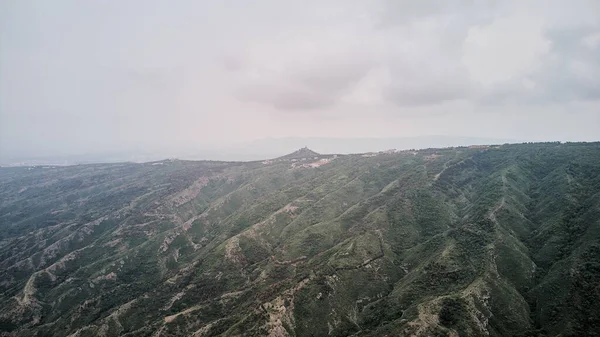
1,142,599,336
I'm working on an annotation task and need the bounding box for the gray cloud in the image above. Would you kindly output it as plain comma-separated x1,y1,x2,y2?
222,27,377,111
540,28,600,101
475,25,600,105
383,55,473,106
235,60,373,110
226,0,600,110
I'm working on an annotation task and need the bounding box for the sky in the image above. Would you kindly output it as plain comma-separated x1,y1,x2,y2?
1,0,600,160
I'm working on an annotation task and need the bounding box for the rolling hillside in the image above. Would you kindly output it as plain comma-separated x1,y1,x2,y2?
1,142,599,336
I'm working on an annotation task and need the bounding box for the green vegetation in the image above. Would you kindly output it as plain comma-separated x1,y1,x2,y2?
1,142,599,336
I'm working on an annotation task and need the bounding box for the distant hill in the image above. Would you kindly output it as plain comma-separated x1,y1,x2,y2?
0,136,522,165
275,147,321,160
241,135,520,156
1,142,599,336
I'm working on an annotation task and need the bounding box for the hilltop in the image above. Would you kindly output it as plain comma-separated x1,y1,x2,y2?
275,146,321,160
0,142,599,336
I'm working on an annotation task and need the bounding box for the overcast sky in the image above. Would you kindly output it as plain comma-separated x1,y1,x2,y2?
1,0,599,159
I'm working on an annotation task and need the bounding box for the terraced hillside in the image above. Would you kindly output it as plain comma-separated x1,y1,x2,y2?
1,142,599,336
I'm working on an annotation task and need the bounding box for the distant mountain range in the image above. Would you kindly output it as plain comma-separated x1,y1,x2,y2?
236,136,520,159
0,136,521,166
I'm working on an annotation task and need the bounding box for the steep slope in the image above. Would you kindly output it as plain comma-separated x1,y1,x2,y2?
0,143,599,336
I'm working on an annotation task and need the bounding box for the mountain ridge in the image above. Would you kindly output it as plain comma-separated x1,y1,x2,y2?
0,142,599,336
0,135,523,166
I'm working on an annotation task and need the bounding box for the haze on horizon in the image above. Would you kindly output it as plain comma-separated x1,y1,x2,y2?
1,0,600,162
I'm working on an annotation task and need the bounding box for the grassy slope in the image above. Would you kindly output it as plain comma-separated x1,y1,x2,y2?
0,142,599,336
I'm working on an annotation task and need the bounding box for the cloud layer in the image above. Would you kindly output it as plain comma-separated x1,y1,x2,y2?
224,0,600,110
1,0,599,159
